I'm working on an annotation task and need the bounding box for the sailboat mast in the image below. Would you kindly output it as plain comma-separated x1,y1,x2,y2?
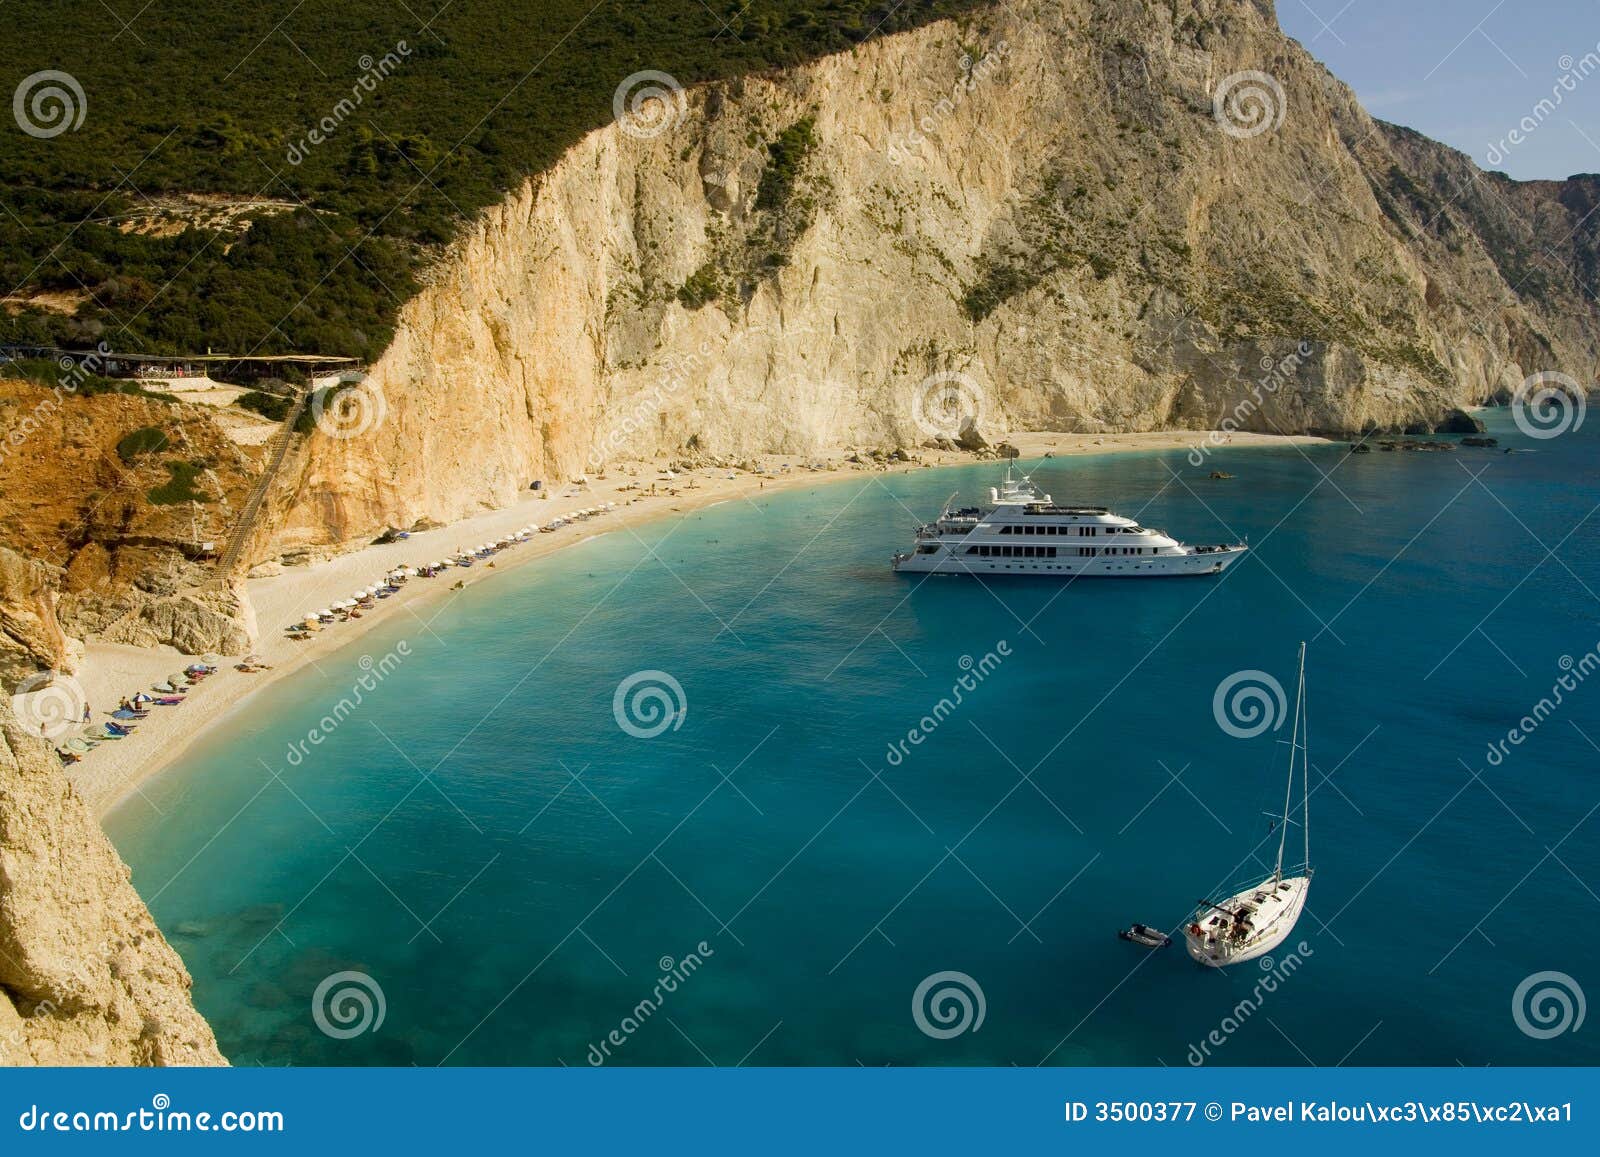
1273,642,1306,882
1300,643,1310,871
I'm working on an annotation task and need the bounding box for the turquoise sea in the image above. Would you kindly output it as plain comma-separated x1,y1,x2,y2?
107,410,1600,1067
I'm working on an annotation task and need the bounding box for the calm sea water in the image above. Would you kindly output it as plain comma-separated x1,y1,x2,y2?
107,411,1600,1067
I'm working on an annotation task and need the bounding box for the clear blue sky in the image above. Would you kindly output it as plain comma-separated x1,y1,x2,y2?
1276,0,1600,180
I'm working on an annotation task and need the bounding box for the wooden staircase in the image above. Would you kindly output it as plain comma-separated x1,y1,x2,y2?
213,388,311,581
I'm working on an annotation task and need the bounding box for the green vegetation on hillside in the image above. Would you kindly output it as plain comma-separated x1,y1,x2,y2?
1,2,984,361
146,460,209,505
115,426,171,461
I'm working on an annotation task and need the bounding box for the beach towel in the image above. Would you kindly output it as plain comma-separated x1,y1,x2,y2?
111,708,147,719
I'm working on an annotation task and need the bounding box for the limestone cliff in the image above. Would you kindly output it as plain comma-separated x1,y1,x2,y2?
0,705,225,1065
274,0,1599,547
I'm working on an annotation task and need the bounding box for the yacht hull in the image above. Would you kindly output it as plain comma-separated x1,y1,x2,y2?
893,546,1245,577
1184,875,1310,968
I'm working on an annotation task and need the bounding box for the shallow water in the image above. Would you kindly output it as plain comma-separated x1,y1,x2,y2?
108,411,1600,1066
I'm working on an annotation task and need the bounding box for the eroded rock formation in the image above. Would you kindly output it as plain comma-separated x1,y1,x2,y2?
0,705,225,1066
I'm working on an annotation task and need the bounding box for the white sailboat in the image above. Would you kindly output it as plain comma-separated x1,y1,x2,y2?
1184,643,1313,968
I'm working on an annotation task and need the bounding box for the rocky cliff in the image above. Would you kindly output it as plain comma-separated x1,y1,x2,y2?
274,0,1598,546
0,705,225,1065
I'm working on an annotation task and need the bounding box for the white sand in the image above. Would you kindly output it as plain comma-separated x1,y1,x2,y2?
64,430,1327,816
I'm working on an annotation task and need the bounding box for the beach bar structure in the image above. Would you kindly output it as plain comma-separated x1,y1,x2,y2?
3,345,363,384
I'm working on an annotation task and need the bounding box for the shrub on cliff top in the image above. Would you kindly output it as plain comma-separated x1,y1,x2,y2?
116,427,170,461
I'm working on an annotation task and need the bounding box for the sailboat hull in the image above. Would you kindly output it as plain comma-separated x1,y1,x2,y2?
1184,875,1311,968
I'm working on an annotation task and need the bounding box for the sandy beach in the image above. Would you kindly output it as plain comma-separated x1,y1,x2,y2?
62,429,1327,817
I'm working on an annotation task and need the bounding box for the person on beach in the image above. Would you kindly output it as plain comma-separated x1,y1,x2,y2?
83,703,91,723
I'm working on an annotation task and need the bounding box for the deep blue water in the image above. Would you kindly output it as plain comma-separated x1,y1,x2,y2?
107,411,1600,1067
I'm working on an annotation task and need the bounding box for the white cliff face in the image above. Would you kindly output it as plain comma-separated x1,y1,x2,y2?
276,0,1599,547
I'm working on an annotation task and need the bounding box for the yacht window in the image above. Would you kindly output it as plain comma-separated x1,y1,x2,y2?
1047,547,1057,558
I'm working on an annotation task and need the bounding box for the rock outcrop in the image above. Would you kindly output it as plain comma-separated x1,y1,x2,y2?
0,548,77,690
71,582,256,657
0,705,225,1066
272,0,1599,547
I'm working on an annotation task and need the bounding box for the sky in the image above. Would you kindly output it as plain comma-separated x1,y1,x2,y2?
1276,0,1600,181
